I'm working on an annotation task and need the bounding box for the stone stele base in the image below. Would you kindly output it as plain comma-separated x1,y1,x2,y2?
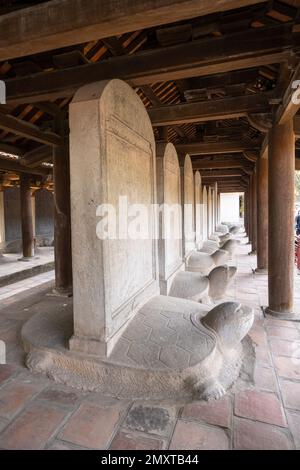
21,295,254,400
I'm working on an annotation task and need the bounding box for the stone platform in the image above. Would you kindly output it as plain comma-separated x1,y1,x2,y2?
0,247,54,287
21,295,254,400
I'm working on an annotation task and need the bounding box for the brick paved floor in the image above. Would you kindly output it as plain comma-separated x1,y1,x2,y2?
0,241,299,450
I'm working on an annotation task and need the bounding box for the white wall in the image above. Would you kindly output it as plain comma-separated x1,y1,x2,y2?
220,193,241,224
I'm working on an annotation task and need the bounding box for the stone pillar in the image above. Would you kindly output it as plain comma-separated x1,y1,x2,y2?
266,120,296,318
20,174,34,259
250,169,257,254
214,182,218,230
255,151,268,274
53,138,72,295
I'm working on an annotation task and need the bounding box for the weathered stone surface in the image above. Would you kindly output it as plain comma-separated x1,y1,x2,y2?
22,296,254,400
208,265,236,301
180,154,195,258
156,142,184,294
169,270,209,302
194,171,203,249
216,224,229,234
220,239,240,257
22,79,254,403
124,404,176,436
186,249,229,275
202,186,208,240
69,79,159,357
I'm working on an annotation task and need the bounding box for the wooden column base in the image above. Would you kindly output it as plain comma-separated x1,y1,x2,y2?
254,268,268,275
264,307,300,322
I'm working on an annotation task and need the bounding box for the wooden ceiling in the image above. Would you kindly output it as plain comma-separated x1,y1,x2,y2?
0,0,300,192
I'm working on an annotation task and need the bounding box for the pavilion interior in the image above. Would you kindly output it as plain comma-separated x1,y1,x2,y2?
0,0,300,451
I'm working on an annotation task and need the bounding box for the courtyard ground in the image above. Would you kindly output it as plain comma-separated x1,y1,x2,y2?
0,240,299,450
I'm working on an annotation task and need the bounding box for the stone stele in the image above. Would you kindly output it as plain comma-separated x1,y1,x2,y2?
21,79,254,401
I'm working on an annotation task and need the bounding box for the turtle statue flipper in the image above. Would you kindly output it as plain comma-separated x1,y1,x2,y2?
196,378,226,401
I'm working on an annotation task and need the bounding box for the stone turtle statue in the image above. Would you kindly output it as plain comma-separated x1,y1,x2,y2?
168,265,236,303
186,249,229,275
190,301,254,400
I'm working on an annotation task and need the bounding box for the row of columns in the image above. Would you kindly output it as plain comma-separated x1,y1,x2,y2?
247,119,296,319
19,115,297,315
18,134,72,295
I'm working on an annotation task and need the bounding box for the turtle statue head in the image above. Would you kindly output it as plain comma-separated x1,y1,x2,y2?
201,301,254,350
211,249,229,266
208,265,237,300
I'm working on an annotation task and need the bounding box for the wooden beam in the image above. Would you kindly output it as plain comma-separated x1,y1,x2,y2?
0,112,62,146
0,0,266,61
200,169,243,177
276,62,300,125
21,146,53,168
141,84,186,139
294,114,300,138
192,157,253,170
5,24,293,105
149,94,270,126
176,140,260,155
0,142,24,156
218,187,246,192
0,156,51,176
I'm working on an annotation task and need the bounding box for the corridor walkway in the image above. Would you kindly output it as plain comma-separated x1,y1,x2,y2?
0,241,299,450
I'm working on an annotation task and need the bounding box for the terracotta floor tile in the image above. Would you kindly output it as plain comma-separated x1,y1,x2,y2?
254,365,278,392
110,430,165,450
280,380,300,411
0,403,67,449
274,356,300,380
233,417,293,450
169,420,229,450
60,402,124,449
234,390,286,427
181,396,231,428
0,379,43,419
286,411,300,449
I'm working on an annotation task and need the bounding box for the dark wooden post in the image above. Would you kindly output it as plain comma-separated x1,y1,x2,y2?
248,176,253,245
255,149,268,273
244,191,248,235
250,168,257,254
53,124,72,295
20,174,34,259
266,120,296,318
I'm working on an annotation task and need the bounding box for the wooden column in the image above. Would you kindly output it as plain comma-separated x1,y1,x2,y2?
266,120,296,318
20,174,34,259
250,169,257,253
246,187,251,242
53,135,72,295
244,191,248,234
255,151,268,273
